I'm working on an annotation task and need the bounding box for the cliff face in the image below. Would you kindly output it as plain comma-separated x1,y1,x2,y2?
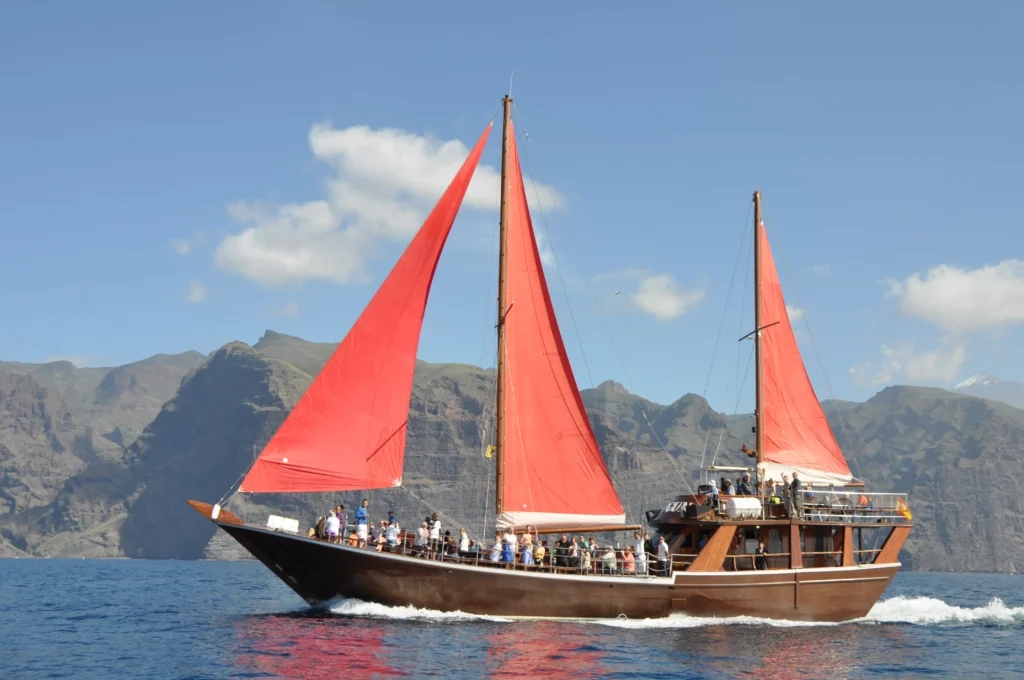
2,332,1024,572
833,387,1024,572
0,352,204,556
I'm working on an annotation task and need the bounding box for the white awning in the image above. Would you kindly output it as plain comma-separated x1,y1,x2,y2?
758,461,857,487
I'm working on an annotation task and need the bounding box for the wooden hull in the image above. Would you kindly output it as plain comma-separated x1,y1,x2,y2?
217,520,898,622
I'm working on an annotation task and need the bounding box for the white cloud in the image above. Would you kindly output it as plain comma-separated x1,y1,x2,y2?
186,281,208,304
275,301,300,317
786,305,804,321
217,123,562,287
888,259,1024,332
849,343,967,387
631,274,706,320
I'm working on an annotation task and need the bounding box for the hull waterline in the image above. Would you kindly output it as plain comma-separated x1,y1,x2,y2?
216,520,897,623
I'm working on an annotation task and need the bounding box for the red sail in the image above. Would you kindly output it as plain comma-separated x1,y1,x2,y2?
758,222,853,484
239,123,492,493
497,124,625,529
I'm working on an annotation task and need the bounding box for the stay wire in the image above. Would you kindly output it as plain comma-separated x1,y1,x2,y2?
510,107,595,389
761,204,861,482
512,102,694,499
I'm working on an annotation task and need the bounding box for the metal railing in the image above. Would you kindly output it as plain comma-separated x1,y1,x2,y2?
703,490,911,525
302,526,691,578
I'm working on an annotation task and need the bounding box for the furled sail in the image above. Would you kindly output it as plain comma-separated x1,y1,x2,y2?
496,123,626,529
757,221,854,486
238,123,493,494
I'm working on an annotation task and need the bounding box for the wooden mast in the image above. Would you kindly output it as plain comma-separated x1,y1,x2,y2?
495,95,513,516
753,191,765,473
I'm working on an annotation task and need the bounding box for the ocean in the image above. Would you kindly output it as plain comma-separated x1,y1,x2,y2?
1,560,1021,679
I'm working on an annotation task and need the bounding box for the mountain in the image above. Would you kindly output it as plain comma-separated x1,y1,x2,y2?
0,352,205,555
3,332,1024,573
955,372,1024,410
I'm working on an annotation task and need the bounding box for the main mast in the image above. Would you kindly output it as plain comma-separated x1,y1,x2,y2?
752,191,765,473
495,95,513,516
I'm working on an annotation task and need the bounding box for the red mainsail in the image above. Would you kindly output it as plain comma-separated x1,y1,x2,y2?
757,221,853,484
497,124,625,529
238,123,492,494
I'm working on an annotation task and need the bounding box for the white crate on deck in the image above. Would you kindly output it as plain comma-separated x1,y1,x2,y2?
266,515,300,533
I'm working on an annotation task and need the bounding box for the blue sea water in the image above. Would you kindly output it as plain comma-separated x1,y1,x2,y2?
1,560,1021,679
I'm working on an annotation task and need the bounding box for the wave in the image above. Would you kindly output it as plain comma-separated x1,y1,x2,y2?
314,595,1024,628
323,597,510,624
597,596,1024,629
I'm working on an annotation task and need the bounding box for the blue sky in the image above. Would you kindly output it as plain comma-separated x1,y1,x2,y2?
2,2,1022,410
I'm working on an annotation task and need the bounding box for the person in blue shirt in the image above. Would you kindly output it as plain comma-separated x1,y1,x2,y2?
355,498,369,548
387,510,397,526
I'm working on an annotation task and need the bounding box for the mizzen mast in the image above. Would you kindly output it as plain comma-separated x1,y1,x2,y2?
752,191,765,473
495,94,513,516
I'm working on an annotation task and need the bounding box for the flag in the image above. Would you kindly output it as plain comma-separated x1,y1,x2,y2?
896,498,912,521
484,445,495,459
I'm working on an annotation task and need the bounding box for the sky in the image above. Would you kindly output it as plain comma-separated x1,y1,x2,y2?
2,2,1023,412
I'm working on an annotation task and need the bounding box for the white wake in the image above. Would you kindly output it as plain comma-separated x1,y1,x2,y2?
316,595,1024,628
324,597,509,624
597,596,1024,629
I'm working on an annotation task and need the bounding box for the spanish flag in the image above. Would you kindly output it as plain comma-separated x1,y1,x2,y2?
897,498,912,521
484,445,495,459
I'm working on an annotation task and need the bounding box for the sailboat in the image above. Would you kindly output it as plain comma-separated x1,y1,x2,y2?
188,96,911,622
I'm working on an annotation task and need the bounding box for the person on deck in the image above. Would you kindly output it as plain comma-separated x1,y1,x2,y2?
521,541,534,566
414,522,429,557
325,510,340,543
623,546,636,574
387,510,397,526
501,530,515,564
458,528,470,557
657,535,671,576
790,473,803,518
355,499,369,548
535,541,547,568
489,531,503,562
738,473,754,496
521,526,534,551
633,532,647,575
336,505,346,537
428,512,441,559
721,479,734,495
756,541,768,570
386,521,400,549
782,474,793,516
601,545,617,574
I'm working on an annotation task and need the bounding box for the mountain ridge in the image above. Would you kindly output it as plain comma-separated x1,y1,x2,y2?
1,332,1022,571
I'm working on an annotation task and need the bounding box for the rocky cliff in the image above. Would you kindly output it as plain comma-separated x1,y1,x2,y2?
2,332,1023,572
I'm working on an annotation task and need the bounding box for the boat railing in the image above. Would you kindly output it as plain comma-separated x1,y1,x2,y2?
795,490,911,524
722,551,791,571
311,528,681,578
706,490,910,525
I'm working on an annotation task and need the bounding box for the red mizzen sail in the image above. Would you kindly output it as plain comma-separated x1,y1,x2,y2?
497,123,625,529
757,221,853,484
238,123,492,494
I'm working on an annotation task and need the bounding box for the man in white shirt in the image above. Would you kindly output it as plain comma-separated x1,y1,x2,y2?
633,531,647,575
657,535,671,576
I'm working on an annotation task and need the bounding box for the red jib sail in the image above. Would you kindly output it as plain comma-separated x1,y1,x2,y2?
238,123,493,494
757,221,853,485
497,123,625,529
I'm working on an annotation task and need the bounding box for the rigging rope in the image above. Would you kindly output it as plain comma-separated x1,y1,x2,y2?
512,103,694,500
760,205,862,482
511,110,596,389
